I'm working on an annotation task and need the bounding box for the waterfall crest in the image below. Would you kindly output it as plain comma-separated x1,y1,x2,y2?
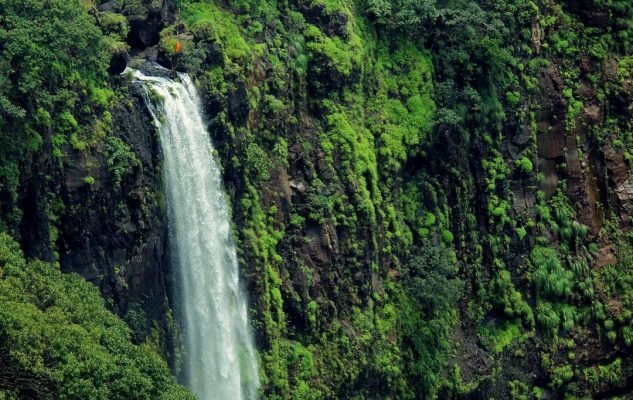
130,68,259,400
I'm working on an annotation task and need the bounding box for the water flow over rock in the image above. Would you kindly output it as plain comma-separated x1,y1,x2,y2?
130,68,259,400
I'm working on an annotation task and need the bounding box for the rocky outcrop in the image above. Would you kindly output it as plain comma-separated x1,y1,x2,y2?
122,0,176,50
299,0,350,39
536,66,566,197
564,0,610,28
56,79,172,341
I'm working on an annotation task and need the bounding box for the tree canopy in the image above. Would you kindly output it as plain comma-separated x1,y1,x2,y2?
0,233,195,400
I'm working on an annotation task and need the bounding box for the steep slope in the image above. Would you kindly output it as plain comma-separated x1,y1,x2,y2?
156,0,633,397
0,0,632,399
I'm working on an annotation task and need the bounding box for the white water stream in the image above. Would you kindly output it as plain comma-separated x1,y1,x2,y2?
130,68,259,400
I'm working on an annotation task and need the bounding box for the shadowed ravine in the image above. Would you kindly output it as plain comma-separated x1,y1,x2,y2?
130,68,259,400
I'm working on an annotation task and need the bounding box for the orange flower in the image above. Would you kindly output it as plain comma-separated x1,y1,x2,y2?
175,41,182,53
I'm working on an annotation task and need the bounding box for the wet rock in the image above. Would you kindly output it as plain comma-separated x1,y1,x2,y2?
228,81,249,125
108,50,128,74
129,59,175,79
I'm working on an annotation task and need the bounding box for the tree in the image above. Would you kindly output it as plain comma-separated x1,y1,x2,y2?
0,233,195,400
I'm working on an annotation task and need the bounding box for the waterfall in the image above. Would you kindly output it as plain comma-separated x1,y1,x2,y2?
129,67,259,400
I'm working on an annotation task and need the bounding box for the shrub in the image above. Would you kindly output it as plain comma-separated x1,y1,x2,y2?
178,2,250,62
506,91,521,106
532,246,573,299
0,233,194,399
515,157,533,174
245,143,271,184
102,137,140,188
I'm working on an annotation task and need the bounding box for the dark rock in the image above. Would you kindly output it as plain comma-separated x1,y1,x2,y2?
127,14,162,49
123,0,176,50
56,77,172,347
108,50,128,75
129,59,176,79
203,42,224,65
565,0,610,28
299,1,349,39
19,164,56,262
156,50,174,70
536,67,567,197
64,149,108,192
98,0,122,13
604,143,629,187
228,81,249,125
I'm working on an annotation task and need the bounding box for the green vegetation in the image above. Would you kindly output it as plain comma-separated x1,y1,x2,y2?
0,0,123,231
0,233,194,399
515,157,533,174
103,137,141,188
2,0,633,398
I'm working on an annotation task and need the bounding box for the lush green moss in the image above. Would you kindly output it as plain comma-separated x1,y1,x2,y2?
165,1,251,66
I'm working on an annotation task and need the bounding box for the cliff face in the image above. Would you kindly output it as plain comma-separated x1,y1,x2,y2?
57,81,170,328
18,77,174,343
2,0,633,398
6,0,179,354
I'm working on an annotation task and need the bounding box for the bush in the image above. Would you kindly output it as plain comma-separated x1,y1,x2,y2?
0,233,194,399
178,2,250,63
399,243,463,397
102,137,140,188
515,157,533,174
532,246,573,299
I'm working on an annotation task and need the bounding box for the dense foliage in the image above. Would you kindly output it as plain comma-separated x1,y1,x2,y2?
0,0,105,227
0,233,194,399
1,0,633,398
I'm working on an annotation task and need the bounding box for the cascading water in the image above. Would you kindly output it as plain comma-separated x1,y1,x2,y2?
129,67,259,400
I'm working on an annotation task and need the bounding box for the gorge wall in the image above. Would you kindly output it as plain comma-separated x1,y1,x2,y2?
1,0,633,398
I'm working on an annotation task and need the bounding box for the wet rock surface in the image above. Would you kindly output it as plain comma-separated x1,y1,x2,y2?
56,78,171,341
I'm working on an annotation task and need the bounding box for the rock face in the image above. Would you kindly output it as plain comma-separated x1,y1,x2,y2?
108,50,128,74
123,0,176,50
564,0,610,27
98,0,122,13
8,1,633,398
68,80,170,334
536,66,567,198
